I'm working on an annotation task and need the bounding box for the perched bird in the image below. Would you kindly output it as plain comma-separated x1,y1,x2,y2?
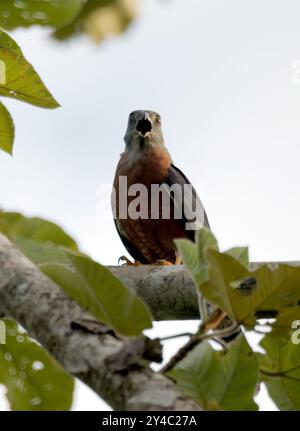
112,110,210,265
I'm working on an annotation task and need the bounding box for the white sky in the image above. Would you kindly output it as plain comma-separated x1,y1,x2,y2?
1,0,299,411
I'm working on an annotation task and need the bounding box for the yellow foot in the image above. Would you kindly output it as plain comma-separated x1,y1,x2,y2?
155,252,182,266
155,259,174,266
203,309,227,333
118,256,142,266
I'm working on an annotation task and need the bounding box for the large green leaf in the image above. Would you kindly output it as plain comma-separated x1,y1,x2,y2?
200,250,300,328
0,211,78,251
42,252,152,336
0,211,151,336
0,0,84,30
0,100,14,154
0,319,74,411
0,29,21,52
0,30,59,108
15,237,72,266
168,334,258,411
258,331,300,411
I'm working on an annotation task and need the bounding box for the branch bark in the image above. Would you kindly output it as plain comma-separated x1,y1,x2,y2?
109,265,199,320
0,234,201,411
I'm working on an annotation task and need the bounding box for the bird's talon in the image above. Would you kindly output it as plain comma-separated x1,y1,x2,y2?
118,256,142,266
118,255,132,266
155,259,174,266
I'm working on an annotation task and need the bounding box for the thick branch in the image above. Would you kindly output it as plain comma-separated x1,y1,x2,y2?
109,265,199,320
0,234,201,411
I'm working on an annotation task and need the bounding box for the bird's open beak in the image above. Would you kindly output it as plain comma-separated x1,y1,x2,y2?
136,116,152,136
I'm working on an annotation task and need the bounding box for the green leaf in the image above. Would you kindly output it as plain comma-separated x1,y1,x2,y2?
175,228,219,286
0,0,84,30
0,101,14,154
15,237,72,266
53,0,137,43
168,334,258,410
42,252,152,336
0,29,59,108
258,331,300,411
200,250,300,328
0,211,78,251
225,247,249,267
176,229,248,288
0,319,74,411
0,30,21,52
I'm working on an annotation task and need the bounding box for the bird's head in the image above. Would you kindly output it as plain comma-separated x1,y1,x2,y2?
124,110,165,152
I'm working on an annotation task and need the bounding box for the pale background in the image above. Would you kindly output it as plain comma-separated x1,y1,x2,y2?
1,0,300,410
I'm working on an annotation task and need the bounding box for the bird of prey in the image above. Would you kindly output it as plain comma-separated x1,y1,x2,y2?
112,110,210,265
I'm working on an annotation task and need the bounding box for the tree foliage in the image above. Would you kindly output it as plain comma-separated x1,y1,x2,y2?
1,211,300,410
0,0,85,30
0,0,138,43
52,0,138,43
0,0,138,155
0,211,152,337
175,229,300,410
0,319,74,410
0,30,59,154
168,334,259,411
0,0,300,412
258,331,300,410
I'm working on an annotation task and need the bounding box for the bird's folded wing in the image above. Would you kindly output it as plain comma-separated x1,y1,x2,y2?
162,163,210,241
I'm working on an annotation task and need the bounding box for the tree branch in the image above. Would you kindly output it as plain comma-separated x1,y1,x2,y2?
109,265,200,320
0,234,201,411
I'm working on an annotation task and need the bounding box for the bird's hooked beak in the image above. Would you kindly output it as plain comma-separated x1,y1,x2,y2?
136,114,152,137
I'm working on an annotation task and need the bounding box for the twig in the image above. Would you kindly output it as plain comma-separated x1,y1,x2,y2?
160,332,194,341
161,322,240,373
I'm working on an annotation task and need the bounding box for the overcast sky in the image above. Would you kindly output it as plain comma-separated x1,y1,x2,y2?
1,0,300,410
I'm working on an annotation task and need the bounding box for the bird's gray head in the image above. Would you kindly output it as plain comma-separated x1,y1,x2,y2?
124,110,165,152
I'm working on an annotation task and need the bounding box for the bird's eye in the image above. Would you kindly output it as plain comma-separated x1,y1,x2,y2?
155,115,161,125
129,113,135,122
